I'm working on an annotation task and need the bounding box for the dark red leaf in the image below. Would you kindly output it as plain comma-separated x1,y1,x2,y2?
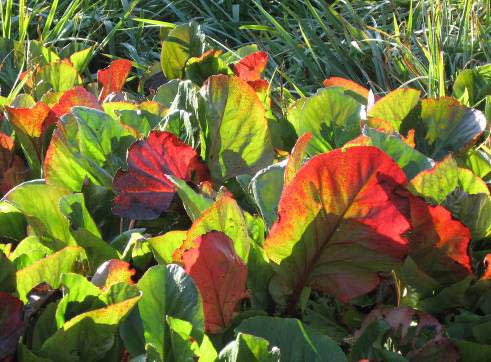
52,86,102,117
183,231,247,333
0,292,24,360
233,52,268,82
112,130,209,220
97,59,132,101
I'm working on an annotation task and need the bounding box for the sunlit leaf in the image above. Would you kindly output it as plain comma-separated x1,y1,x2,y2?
265,146,410,306
287,87,363,154
112,130,209,220
183,231,247,333
97,59,132,101
198,75,274,180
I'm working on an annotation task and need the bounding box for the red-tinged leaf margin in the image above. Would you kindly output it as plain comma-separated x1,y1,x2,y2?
265,146,411,307
5,102,52,138
0,292,24,360
284,132,312,185
407,194,472,284
233,51,268,82
91,259,136,289
52,86,102,117
97,59,132,102
323,76,369,99
112,130,209,220
183,231,248,334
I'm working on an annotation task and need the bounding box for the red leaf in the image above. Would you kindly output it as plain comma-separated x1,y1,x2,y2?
52,86,102,117
265,146,410,306
91,259,136,289
408,194,472,284
112,130,209,220
323,76,369,99
233,52,268,82
183,231,248,333
0,292,24,360
5,102,52,138
97,59,132,102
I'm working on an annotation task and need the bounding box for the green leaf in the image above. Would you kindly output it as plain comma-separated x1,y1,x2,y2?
33,62,81,98
287,87,363,154
183,192,251,263
185,50,231,85
167,175,212,221
361,127,433,179
445,193,491,240
69,47,94,73
154,79,180,108
10,236,54,269
218,333,280,362
148,231,186,265
453,64,491,108
198,75,274,181
4,181,76,246
72,107,136,174
0,251,16,293
161,22,206,80
417,98,486,160
37,295,140,362
136,264,204,361
16,246,84,302
166,317,201,362
0,201,26,241
408,155,458,204
250,161,286,229
235,317,346,362
55,273,103,327
367,88,421,131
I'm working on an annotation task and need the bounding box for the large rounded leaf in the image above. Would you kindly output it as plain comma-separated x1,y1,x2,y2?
264,146,410,307
418,97,486,160
287,87,363,155
198,75,274,181
112,130,209,220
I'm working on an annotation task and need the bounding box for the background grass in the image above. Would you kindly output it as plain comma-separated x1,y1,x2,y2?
1,0,490,98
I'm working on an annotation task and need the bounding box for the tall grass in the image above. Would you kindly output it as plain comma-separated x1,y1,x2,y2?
1,0,490,98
